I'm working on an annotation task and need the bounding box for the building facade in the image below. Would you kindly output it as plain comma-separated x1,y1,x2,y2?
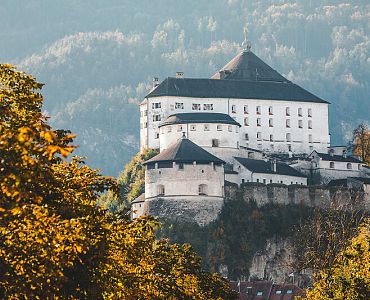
140,48,330,155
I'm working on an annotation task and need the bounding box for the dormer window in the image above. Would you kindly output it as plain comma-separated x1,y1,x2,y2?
175,102,184,109
203,104,213,111
192,103,201,110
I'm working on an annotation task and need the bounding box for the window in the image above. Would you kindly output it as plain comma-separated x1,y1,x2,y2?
286,107,290,116
288,144,292,151
268,106,273,115
167,126,172,133
257,132,262,141
157,185,165,196
192,103,201,110
244,133,249,141
330,162,335,168
256,106,261,114
298,120,303,128
204,124,210,131
269,118,273,127
287,290,293,294
144,122,148,128
270,180,273,183
308,108,312,117
257,118,261,126
212,139,219,147
144,110,148,116
270,134,273,141
309,134,313,143
177,125,183,132
286,119,291,128
190,125,196,131
358,164,361,170
153,114,161,122
198,184,208,195
244,105,249,114
178,163,184,170
309,145,314,151
308,120,312,129
276,290,282,295
241,179,245,184
217,125,222,131
257,291,263,296
244,117,249,126
152,102,161,109
154,132,159,139
175,102,184,109
231,105,236,113
228,125,232,132
286,133,291,142
256,179,260,183
298,107,303,117
263,179,266,184
203,104,213,110
347,163,352,169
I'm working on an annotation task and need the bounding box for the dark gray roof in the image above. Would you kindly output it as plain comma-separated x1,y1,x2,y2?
143,138,225,165
312,151,362,163
146,50,328,103
131,193,145,204
159,113,241,128
234,157,306,178
349,177,370,184
212,50,289,82
146,77,327,103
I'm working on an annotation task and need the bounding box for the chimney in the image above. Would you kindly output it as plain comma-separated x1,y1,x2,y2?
176,71,184,78
271,159,277,172
153,77,159,88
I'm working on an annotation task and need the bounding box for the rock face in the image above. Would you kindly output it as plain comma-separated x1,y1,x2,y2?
146,196,224,226
248,237,312,287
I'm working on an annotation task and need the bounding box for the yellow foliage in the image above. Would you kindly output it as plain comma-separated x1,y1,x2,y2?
0,64,236,299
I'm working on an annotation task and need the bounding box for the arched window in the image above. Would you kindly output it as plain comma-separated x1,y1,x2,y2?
157,185,165,196
198,184,208,195
347,163,352,169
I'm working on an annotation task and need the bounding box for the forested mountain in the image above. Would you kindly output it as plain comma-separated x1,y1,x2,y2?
1,0,369,175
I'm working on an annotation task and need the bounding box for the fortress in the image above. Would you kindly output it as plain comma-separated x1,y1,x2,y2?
132,37,369,223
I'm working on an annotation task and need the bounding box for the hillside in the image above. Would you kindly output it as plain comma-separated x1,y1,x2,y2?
2,1,369,175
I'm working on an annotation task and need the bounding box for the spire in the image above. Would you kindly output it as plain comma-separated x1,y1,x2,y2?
241,26,251,52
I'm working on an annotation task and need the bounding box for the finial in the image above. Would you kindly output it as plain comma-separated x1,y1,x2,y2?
241,27,251,52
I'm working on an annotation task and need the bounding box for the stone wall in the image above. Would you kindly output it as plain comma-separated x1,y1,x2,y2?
225,183,369,209
145,196,224,226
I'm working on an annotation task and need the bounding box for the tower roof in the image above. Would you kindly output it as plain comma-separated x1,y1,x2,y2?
159,113,241,128
211,50,289,82
143,138,225,165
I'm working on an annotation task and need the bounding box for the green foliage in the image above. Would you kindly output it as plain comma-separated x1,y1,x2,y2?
159,198,313,280
100,149,158,213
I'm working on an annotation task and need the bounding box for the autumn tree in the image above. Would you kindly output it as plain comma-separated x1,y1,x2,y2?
305,220,370,300
352,123,370,165
0,64,236,299
291,200,366,273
